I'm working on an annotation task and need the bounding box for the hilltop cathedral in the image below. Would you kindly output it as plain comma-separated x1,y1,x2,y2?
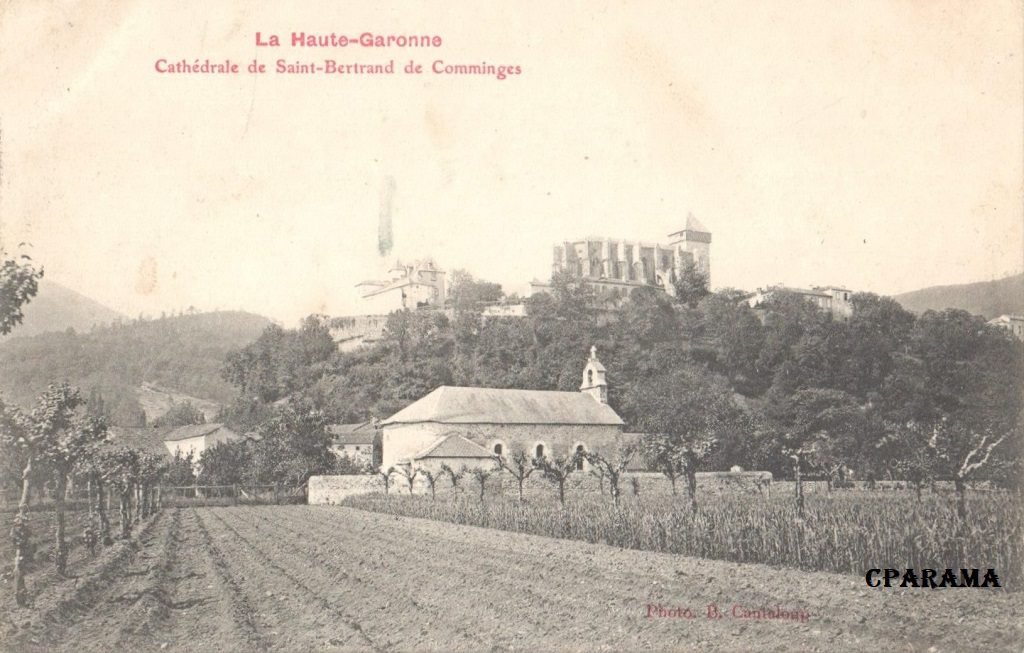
530,213,711,300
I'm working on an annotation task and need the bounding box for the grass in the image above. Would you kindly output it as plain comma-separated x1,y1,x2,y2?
343,489,1023,587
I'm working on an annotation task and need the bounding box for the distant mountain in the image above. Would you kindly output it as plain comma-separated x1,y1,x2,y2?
893,273,1024,318
1,280,125,340
0,310,274,424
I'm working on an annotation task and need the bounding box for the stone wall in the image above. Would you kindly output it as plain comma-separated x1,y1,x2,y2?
310,470,774,503
328,314,389,352
308,475,385,504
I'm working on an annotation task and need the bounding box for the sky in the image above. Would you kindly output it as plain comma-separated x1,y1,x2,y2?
1,0,1021,326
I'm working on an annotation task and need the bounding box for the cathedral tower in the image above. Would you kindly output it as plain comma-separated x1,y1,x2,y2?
667,212,712,285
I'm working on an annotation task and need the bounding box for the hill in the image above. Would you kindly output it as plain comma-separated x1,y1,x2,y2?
0,280,125,340
0,310,274,424
893,272,1024,318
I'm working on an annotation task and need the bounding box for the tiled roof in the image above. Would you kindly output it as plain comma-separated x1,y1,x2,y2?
162,423,238,442
381,386,624,427
413,434,495,460
328,422,376,444
106,426,173,457
683,211,709,234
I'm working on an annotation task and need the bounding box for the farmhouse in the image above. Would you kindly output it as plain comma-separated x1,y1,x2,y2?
379,347,625,468
162,423,242,460
328,421,376,463
107,426,175,459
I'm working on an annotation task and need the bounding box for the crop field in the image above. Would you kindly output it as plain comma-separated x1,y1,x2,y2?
343,490,1024,586
2,505,1023,652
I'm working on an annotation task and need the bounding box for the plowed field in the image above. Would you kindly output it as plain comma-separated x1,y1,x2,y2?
3,506,1021,652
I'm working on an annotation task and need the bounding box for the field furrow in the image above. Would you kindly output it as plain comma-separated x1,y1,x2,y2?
194,508,378,652
4,505,1021,653
207,507,489,652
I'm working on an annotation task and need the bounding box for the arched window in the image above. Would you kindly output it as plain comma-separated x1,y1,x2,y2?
493,442,503,456
575,444,586,471
587,369,594,385
535,443,545,459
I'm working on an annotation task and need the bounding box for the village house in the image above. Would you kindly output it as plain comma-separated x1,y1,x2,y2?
107,425,176,459
746,284,855,320
328,421,376,463
162,423,242,460
379,347,625,470
355,258,446,313
988,314,1024,341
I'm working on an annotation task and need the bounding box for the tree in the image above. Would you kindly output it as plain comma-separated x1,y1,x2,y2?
673,261,709,308
152,400,206,428
0,249,44,335
880,310,1024,518
583,445,638,506
136,453,166,518
645,443,684,496
609,288,683,387
163,449,196,486
75,443,112,552
0,399,33,605
695,291,767,395
884,422,939,501
439,463,466,493
7,384,108,585
222,316,337,403
524,272,606,392
755,290,830,389
764,387,865,513
96,446,139,540
395,463,419,495
626,363,739,512
842,293,916,398
248,406,336,489
420,468,440,500
197,441,252,486
378,466,396,494
533,454,578,506
497,449,536,502
468,463,498,502
447,269,504,310
927,417,1018,520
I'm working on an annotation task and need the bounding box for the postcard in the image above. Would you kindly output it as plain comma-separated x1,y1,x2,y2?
1,2,1021,651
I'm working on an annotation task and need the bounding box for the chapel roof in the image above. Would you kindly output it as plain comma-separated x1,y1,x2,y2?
381,386,624,427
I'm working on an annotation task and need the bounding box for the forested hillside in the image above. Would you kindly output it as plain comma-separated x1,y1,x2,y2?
0,280,124,340
894,272,1024,318
0,310,273,425
216,272,1024,485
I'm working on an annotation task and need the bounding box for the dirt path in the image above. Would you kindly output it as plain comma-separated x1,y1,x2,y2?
4,506,1022,652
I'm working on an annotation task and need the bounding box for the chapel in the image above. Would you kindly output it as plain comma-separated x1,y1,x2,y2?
379,347,625,471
